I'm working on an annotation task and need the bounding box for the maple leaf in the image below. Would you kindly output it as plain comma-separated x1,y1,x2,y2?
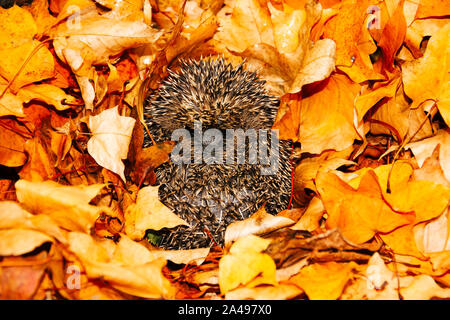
322,0,383,83
316,170,415,244
219,235,277,293
124,185,188,240
289,261,357,300
402,23,450,126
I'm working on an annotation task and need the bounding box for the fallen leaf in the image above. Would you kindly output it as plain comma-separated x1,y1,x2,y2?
224,206,295,246
0,40,55,93
289,261,357,300
402,23,450,125
67,232,175,298
406,130,450,182
400,274,450,300
316,170,415,244
0,5,37,49
297,73,361,154
124,185,188,240
0,229,53,256
87,106,136,181
15,180,107,233
219,235,277,294
225,283,302,300
365,252,399,300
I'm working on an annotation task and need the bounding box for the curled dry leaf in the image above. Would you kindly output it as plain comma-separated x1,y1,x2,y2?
52,11,162,109
225,283,302,300
0,201,66,244
406,130,450,182
0,40,55,93
87,106,136,182
224,206,295,246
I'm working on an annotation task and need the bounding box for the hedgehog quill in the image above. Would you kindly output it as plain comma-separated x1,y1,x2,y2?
143,57,292,250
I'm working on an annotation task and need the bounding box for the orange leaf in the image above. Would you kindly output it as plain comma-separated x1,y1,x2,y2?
402,24,450,125
298,73,361,154
289,261,357,300
323,0,384,83
316,170,415,244
378,0,406,71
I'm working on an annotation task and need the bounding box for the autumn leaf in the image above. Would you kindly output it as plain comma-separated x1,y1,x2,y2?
322,0,384,83
67,232,175,298
406,130,450,182
15,180,107,233
224,206,295,245
402,23,450,125
316,170,415,244
219,235,277,293
215,0,336,95
87,106,136,181
124,185,188,240
289,261,357,300
296,73,361,154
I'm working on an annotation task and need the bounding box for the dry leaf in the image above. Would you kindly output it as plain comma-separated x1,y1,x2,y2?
224,206,294,246
15,180,107,233
402,23,450,125
87,106,136,181
219,235,277,294
316,170,415,244
124,185,188,240
289,261,357,300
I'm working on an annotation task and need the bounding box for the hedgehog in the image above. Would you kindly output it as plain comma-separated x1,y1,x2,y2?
143,57,292,249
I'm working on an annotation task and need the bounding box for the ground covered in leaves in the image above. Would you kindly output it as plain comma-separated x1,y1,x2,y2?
0,0,449,300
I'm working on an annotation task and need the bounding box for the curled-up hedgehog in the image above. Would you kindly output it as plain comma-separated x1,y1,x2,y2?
144,57,292,249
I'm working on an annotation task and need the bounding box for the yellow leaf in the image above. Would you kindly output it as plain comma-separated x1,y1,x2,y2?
0,40,55,92
406,130,450,182
15,180,106,233
0,86,25,117
400,275,450,300
402,24,450,125
219,235,276,293
298,73,361,154
225,283,302,300
323,0,384,83
0,229,53,256
124,185,188,240
380,224,426,259
0,201,66,243
289,261,356,300
0,5,37,49
215,0,335,95
17,84,78,111
68,232,175,298
87,106,136,181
